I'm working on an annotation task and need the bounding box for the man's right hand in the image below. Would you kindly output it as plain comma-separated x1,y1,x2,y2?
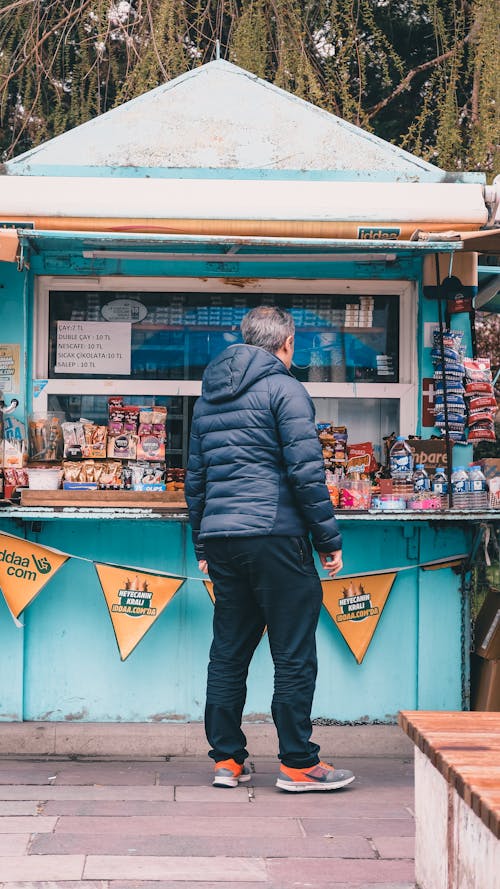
319,549,343,578
198,559,209,575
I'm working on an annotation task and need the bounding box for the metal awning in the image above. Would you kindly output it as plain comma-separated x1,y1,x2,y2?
3,228,467,268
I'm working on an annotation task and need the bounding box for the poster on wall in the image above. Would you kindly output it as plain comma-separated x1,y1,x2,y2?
0,344,20,393
55,321,131,375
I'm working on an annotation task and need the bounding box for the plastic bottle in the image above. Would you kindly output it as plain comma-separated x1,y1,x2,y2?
468,465,488,510
389,436,414,480
412,464,430,493
451,466,469,509
432,467,448,495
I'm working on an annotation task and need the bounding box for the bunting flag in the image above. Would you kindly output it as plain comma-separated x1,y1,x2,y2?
95,563,185,660
421,556,466,571
204,580,216,605
321,572,397,665
0,532,69,618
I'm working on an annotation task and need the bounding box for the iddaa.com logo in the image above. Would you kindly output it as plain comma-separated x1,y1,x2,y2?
0,547,52,581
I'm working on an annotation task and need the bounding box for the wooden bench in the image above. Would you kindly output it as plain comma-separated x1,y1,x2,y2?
399,711,500,889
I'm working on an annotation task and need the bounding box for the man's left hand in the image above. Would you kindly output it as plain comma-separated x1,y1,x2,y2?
319,549,343,578
198,560,209,574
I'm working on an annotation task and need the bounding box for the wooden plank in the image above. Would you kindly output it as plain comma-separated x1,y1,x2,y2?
21,489,187,509
400,710,500,838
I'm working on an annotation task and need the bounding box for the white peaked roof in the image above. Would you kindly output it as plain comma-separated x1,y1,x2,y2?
6,60,462,181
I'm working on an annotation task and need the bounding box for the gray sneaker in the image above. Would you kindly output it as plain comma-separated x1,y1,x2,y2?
276,761,355,792
213,758,252,788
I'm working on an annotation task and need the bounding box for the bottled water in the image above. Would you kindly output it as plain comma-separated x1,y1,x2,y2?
432,467,448,495
412,463,430,493
389,436,414,480
432,466,448,507
451,466,469,509
468,465,488,510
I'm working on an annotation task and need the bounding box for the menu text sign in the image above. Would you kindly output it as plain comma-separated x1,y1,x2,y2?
55,321,131,375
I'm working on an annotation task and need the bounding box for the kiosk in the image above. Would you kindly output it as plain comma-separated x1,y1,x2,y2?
0,60,498,727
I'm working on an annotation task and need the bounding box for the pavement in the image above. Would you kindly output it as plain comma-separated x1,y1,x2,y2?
0,754,415,888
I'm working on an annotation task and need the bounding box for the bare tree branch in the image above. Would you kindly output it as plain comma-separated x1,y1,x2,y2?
367,32,473,120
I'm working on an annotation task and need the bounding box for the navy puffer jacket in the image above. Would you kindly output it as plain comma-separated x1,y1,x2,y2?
185,344,342,560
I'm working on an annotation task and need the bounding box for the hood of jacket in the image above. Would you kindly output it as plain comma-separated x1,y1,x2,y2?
201,344,290,404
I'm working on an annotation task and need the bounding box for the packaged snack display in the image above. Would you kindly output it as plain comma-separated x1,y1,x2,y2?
82,425,107,458
107,433,138,460
431,328,469,444
2,438,27,468
407,495,441,511
340,478,372,510
29,415,64,462
346,442,377,475
464,358,497,442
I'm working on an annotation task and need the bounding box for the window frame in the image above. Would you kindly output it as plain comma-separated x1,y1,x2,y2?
33,275,418,434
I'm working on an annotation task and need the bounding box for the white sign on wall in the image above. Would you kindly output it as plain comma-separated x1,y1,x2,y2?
55,321,131,375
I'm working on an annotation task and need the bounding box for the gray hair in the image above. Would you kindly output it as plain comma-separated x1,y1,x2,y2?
240,305,295,354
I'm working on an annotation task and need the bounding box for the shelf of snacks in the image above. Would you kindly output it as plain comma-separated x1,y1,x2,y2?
317,423,500,514
1,397,186,507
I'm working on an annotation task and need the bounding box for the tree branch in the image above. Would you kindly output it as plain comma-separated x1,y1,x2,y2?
367,33,473,120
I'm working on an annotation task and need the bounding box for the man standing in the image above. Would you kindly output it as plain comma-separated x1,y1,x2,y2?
186,306,354,792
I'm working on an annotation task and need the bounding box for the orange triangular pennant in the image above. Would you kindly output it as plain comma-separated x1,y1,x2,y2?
0,532,69,618
321,572,396,664
203,580,267,636
204,580,216,604
95,563,185,660
421,556,466,571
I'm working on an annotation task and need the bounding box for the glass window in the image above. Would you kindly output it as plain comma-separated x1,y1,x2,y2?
48,290,399,384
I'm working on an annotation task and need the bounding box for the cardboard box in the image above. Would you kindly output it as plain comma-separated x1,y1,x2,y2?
474,588,500,660
479,459,500,480
410,439,451,475
471,654,500,711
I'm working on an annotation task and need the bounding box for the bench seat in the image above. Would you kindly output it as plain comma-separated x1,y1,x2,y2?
399,711,500,889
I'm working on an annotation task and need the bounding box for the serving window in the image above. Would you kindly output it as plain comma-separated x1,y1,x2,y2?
46,288,400,385
34,276,417,467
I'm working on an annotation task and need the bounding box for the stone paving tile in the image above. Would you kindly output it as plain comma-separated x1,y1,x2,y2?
53,765,158,786
39,800,413,822
31,832,374,858
301,817,415,837
0,833,30,855
371,836,415,859
0,768,59,786
54,814,303,837
0,802,39,815
0,855,85,880
254,784,413,803
267,857,415,885
174,786,252,803
0,816,57,833
84,855,267,881
1,884,107,889
0,786,175,801
110,883,267,889
247,794,412,819
41,800,256,816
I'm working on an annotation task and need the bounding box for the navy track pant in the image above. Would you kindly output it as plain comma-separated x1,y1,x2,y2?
204,535,323,768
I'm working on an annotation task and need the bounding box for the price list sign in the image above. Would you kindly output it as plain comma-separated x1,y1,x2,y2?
55,321,131,375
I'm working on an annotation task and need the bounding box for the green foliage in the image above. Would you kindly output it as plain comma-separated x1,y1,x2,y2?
0,0,498,175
